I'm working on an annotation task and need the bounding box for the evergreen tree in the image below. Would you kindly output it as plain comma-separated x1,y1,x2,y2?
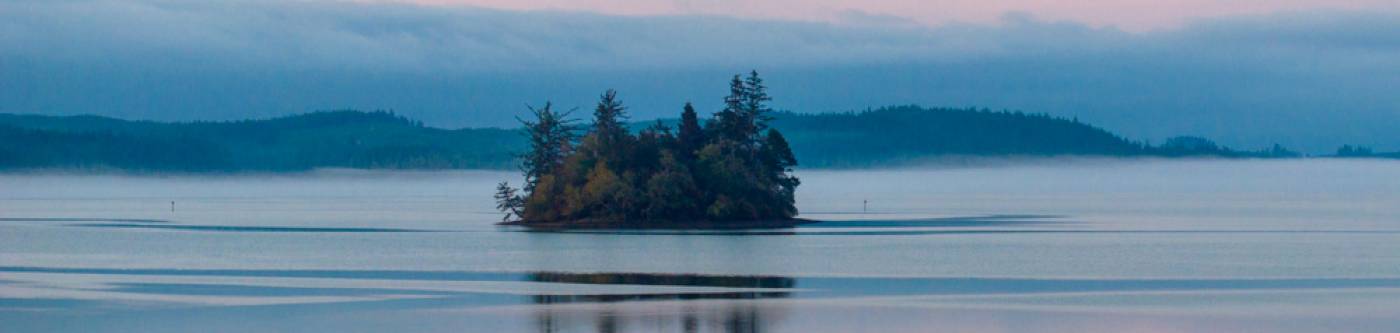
494,182,523,221
762,129,797,170
677,102,705,159
518,102,576,192
743,70,774,138
761,129,799,217
583,89,631,167
592,90,629,147
715,75,748,143
636,121,672,169
713,71,773,148
506,72,800,226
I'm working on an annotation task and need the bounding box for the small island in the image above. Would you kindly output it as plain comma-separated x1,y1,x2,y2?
494,72,807,229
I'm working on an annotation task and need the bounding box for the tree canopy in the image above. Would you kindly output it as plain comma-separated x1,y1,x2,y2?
496,72,800,226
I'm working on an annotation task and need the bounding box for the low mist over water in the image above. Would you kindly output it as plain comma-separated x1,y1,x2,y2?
3,159,1399,332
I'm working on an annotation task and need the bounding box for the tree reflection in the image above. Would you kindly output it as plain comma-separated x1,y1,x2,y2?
525,272,794,333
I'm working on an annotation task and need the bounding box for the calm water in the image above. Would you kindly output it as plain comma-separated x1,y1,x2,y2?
2,159,1399,332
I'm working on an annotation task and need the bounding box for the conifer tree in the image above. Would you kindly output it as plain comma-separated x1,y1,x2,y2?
743,70,774,138
762,129,797,171
592,90,628,146
677,102,705,159
518,102,575,192
585,89,631,167
762,129,799,216
494,182,524,221
504,72,799,225
715,75,748,143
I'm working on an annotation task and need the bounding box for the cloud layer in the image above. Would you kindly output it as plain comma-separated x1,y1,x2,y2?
403,0,1400,31
3,0,1398,151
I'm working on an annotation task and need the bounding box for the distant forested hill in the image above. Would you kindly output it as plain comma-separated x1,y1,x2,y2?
769,106,1148,167
0,107,1294,172
0,111,521,171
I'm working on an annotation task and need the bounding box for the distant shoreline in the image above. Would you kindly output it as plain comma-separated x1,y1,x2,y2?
2,156,1397,176
4,108,1393,173
499,218,820,230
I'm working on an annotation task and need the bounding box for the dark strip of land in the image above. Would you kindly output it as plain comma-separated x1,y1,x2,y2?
4,106,1376,173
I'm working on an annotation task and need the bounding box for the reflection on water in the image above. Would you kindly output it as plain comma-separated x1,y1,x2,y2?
532,304,780,333
528,272,797,289
526,273,795,333
517,214,1071,236
528,272,795,303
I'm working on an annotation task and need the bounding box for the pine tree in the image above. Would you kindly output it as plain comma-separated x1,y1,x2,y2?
494,182,524,221
592,89,628,145
715,75,747,143
584,90,630,165
677,102,705,159
517,102,576,192
713,71,773,148
743,70,774,137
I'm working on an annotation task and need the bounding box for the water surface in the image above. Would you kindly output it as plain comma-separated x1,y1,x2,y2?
2,159,1399,332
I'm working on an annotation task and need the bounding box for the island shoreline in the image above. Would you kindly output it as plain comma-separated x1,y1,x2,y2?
498,218,820,230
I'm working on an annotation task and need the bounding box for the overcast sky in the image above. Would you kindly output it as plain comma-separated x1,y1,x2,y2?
400,0,1400,31
2,0,1398,152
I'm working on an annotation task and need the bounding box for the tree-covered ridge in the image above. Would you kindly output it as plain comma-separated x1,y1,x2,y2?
767,106,1308,167
1,98,1329,173
496,72,800,227
1332,145,1400,158
769,106,1142,167
0,111,520,171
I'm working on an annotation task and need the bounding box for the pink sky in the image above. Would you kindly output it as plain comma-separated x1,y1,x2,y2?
396,0,1400,31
